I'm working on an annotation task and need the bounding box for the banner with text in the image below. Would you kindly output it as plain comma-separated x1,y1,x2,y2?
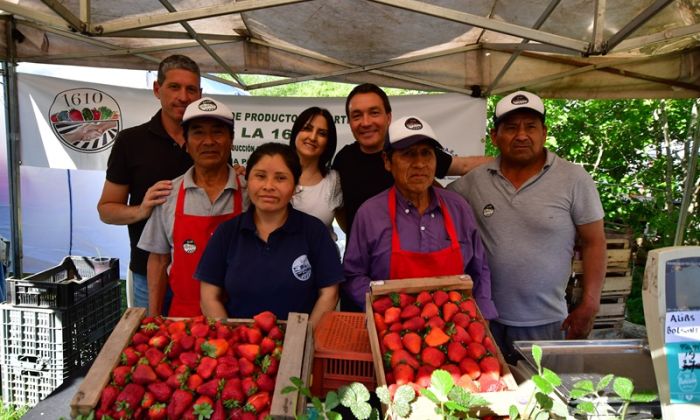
19,73,486,170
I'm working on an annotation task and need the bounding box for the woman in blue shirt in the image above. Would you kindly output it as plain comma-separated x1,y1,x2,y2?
196,142,343,326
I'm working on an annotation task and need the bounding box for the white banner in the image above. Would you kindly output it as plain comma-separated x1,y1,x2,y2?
19,73,486,170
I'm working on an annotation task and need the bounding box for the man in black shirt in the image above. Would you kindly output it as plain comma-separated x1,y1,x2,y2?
97,55,202,308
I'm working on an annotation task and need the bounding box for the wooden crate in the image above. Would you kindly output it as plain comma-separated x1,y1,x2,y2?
365,275,519,417
597,295,627,319
70,308,312,419
572,238,632,275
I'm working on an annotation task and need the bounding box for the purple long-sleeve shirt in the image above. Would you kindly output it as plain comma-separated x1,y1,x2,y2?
342,187,498,319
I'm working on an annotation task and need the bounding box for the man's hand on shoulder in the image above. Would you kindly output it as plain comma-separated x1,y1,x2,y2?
139,180,173,218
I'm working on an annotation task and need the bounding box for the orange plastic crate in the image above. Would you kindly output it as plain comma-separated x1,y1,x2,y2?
311,312,376,397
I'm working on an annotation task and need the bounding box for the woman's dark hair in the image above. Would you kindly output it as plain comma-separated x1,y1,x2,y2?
245,142,302,186
289,107,337,177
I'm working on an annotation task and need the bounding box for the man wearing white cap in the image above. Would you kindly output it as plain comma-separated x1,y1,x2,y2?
138,97,247,317
342,116,497,318
448,91,606,363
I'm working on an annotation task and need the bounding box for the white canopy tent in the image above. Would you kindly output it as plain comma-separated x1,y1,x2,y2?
1,0,699,274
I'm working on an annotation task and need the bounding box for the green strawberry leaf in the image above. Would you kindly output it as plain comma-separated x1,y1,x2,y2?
324,391,340,410
535,392,553,410
375,386,391,405
350,382,371,402
596,374,614,392
551,397,570,418
630,391,658,403
290,376,304,388
444,400,467,412
326,411,342,420
369,408,381,420
430,369,454,400
532,345,543,370
421,388,440,405
394,384,416,405
575,400,596,414
509,405,521,419
350,401,372,419
573,379,594,392
613,377,633,400
281,385,296,394
311,397,324,413
569,388,589,400
532,374,554,394
394,401,412,418
541,368,561,386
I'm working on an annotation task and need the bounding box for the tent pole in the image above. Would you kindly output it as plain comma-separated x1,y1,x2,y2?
674,99,700,246
3,17,23,276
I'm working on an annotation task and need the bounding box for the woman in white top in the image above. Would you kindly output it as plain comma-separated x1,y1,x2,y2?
288,107,343,239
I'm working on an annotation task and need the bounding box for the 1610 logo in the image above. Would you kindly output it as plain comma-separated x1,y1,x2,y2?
49,88,122,153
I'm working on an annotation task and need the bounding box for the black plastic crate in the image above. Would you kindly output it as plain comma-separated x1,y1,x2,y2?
0,279,121,407
7,256,119,309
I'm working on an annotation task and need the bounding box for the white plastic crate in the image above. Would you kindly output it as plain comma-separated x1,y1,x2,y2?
0,280,122,407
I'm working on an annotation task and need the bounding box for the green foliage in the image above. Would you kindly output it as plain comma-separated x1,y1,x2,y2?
0,403,29,420
236,75,429,98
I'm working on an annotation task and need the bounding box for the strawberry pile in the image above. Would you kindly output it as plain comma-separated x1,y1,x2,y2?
372,290,508,394
96,311,283,420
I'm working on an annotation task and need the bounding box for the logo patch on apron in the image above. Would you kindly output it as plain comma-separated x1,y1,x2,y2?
182,239,197,254
292,254,312,281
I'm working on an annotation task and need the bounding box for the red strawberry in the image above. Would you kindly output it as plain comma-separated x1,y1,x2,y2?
221,378,245,404
467,321,486,343
420,302,439,319
242,376,258,396
442,302,459,322
261,355,279,375
457,374,479,392
441,363,462,382
425,327,450,347
415,291,433,306
416,365,436,388
390,292,415,308
402,332,422,354
135,343,149,353
447,342,467,363
179,335,195,350
168,389,194,419
433,290,449,307
141,391,156,408
180,352,199,369
372,296,393,313
238,344,260,362
478,374,503,392
382,332,403,351
145,347,164,367
373,312,387,334
459,299,478,319
402,316,425,331
467,342,486,360
426,316,445,330
191,323,210,338
148,402,167,419
393,363,415,385
483,336,498,355
154,362,174,380
211,398,226,420
389,321,404,332
479,356,501,380
133,363,157,385
215,323,232,340
121,347,140,366
115,383,145,412
421,347,446,368
167,320,187,335
450,325,472,344
132,331,150,345
259,337,275,355
253,311,277,333
245,328,263,345
451,312,470,328
400,304,420,319
383,307,401,324
239,357,256,376
245,392,270,414
390,349,420,369
148,334,169,350
112,365,132,387
256,373,275,393
216,360,239,379
187,373,203,391
147,382,172,402
267,325,284,341
99,384,120,412
197,356,218,379
448,290,463,303
201,339,229,358
197,378,223,398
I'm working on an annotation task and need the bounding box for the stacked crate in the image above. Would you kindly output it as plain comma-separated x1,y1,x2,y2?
568,238,633,333
0,257,121,407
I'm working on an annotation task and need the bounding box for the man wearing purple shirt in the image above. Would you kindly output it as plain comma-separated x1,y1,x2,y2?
342,116,497,318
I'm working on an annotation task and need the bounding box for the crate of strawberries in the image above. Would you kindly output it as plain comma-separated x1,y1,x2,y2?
70,308,312,419
365,275,518,417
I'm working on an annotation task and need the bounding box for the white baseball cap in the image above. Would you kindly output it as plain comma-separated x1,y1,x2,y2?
182,97,234,127
385,116,443,151
494,90,545,125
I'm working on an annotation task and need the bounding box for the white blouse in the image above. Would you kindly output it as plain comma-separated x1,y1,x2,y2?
292,169,343,239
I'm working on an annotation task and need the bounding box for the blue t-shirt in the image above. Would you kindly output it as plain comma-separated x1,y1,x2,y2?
195,207,344,319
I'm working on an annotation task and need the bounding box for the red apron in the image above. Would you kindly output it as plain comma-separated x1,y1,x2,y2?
388,187,464,279
168,178,242,317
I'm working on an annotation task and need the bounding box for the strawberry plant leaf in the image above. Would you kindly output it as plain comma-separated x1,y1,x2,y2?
369,408,381,420
395,384,416,405
613,377,633,400
509,405,521,419
394,400,411,418
532,374,554,394
573,379,594,392
532,345,543,370
350,382,371,402
444,400,467,412
326,411,342,420
541,368,561,386
375,386,391,405
596,374,614,392
569,388,589,400
430,369,454,399
290,376,304,388
575,400,596,414
630,391,658,403
421,388,440,405
324,391,339,410
534,391,553,410
551,398,570,418
311,397,324,413
350,401,372,419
